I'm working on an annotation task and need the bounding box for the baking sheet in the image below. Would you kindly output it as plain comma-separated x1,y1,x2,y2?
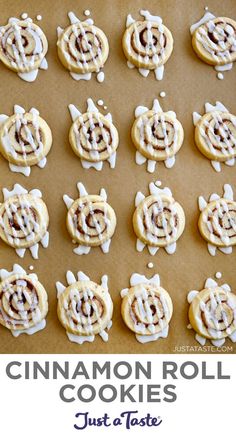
0,0,235,354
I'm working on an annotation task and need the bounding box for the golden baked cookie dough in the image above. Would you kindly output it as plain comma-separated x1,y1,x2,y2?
120,273,173,343
63,182,117,255
188,277,236,347
57,12,109,81
0,264,48,336
123,10,173,80
192,17,236,66
0,16,48,81
133,182,185,255
0,105,52,174
56,270,113,344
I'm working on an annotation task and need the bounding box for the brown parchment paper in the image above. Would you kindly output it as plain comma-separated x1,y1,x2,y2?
0,0,235,354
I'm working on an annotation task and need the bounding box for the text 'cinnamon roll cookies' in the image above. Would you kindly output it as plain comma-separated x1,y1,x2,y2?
198,184,236,256
56,270,113,344
68,99,119,170
193,101,236,173
187,276,236,347
0,184,49,259
0,264,48,337
0,104,52,177
57,11,109,82
63,182,117,255
133,99,184,173
190,11,236,79
0,16,48,82
133,181,185,255
123,9,173,80
120,273,173,344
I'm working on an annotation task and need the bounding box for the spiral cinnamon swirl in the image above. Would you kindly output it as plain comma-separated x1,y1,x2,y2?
198,198,236,248
121,281,173,343
57,14,109,75
0,18,48,77
66,194,116,247
0,108,52,169
0,267,48,335
189,286,236,344
192,17,236,66
123,10,173,79
133,188,185,254
132,107,184,163
195,110,236,163
0,192,49,250
57,272,113,343
69,105,119,165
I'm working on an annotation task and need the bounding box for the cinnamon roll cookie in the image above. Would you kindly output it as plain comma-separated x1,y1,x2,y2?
0,183,49,259
187,276,236,347
0,16,48,82
190,11,236,78
132,99,184,173
56,270,113,344
57,11,109,82
68,99,119,170
193,101,236,172
121,273,173,343
123,10,173,80
198,184,236,256
133,181,185,255
0,264,48,337
63,182,116,255
0,105,52,177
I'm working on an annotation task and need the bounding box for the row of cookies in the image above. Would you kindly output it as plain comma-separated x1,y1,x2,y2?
0,9,235,83
0,263,235,348
0,181,235,259
0,98,235,177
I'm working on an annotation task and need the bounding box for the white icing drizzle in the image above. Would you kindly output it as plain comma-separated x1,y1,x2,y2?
193,101,236,171
190,12,216,35
134,99,181,172
0,184,49,259
0,264,47,336
125,10,169,80
56,270,112,344
134,182,181,255
189,277,236,347
190,12,235,78
0,104,50,176
58,12,105,82
199,184,235,255
0,16,48,82
122,272,171,344
64,182,114,255
68,99,117,170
